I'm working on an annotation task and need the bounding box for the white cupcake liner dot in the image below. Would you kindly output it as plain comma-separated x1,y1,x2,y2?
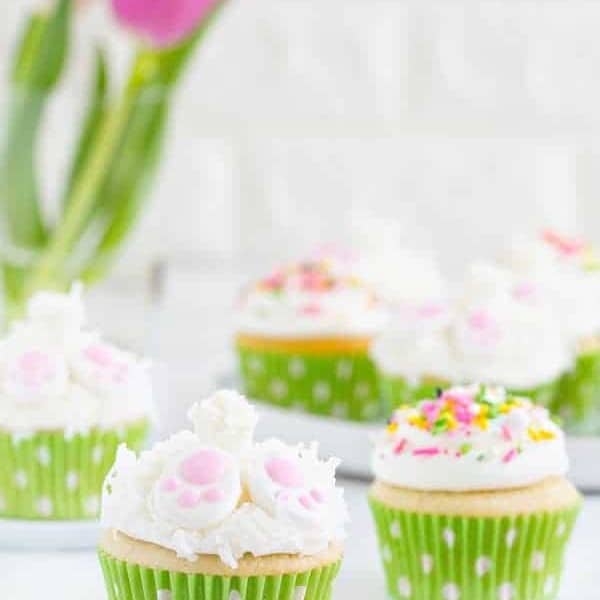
475,556,492,577
443,528,455,548
288,358,306,379
397,576,411,598
421,554,433,574
390,521,401,538
37,446,51,466
293,586,307,600
157,591,172,600
15,470,28,489
531,551,545,572
66,471,79,491
313,382,331,403
36,497,53,517
505,528,517,548
497,582,515,600
442,582,460,600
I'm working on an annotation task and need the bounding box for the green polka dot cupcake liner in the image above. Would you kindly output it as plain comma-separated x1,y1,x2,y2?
553,349,600,435
237,347,383,422
378,374,558,412
0,420,148,520
98,549,342,600
369,497,580,600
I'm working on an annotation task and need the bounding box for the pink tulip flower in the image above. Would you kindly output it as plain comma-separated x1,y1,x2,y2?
112,0,221,48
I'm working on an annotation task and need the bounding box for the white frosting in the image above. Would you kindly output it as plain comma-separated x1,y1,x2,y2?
101,390,347,567
372,385,569,491
451,263,572,389
370,263,572,389
0,286,152,433
236,256,388,338
505,232,600,341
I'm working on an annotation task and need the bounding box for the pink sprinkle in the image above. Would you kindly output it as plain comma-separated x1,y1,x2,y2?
177,490,201,508
501,424,513,442
310,488,325,503
85,344,114,367
417,302,446,319
181,450,226,486
421,401,441,424
202,488,225,503
277,490,291,502
160,477,178,493
412,447,441,457
300,303,321,316
513,282,537,302
469,310,494,330
543,230,585,256
393,439,408,455
502,449,518,464
265,457,304,488
299,494,316,511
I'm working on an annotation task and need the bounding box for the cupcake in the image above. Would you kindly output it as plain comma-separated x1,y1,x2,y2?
371,263,572,408
99,389,346,600
369,384,581,600
506,230,600,433
0,286,151,520
236,250,387,421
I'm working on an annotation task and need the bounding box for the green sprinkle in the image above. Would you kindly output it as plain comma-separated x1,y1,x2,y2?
432,418,448,435
459,443,473,455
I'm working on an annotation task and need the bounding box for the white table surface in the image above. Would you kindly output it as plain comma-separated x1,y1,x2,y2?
1,480,599,600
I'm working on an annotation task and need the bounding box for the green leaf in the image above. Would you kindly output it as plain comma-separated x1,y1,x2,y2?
64,46,109,204
12,0,72,91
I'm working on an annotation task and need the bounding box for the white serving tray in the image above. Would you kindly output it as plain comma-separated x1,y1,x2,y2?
255,402,600,492
0,518,100,551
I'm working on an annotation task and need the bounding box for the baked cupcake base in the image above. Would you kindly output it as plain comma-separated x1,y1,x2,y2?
237,335,382,421
369,477,580,600
99,530,343,600
0,420,148,520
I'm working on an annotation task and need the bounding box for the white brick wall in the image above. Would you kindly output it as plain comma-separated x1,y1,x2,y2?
2,0,600,365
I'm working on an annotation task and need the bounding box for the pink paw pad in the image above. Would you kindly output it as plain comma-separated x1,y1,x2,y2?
16,351,55,387
202,488,225,503
85,345,113,367
310,489,325,503
177,489,201,508
160,477,178,493
299,494,317,511
181,450,226,486
265,457,304,488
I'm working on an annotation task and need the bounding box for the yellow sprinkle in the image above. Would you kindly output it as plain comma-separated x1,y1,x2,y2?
408,415,428,430
387,422,399,434
445,413,458,430
528,427,556,441
499,403,512,414
474,413,489,430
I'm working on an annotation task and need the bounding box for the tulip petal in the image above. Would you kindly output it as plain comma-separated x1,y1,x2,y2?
112,0,220,48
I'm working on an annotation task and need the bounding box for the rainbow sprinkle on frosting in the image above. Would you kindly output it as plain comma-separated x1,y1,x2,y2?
385,385,559,463
542,229,600,271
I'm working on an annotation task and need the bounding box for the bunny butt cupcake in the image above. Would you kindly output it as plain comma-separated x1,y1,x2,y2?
371,263,572,408
370,384,581,600
506,230,600,432
0,285,151,520
99,389,346,600
236,250,387,421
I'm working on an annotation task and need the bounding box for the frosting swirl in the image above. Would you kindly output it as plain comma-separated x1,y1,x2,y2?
236,253,387,338
0,285,152,433
101,390,347,567
370,263,572,389
505,230,600,341
372,384,568,491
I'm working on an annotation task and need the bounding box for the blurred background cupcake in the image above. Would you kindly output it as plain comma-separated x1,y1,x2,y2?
370,384,581,600
235,247,388,421
0,286,152,520
99,389,346,600
505,230,600,433
372,262,572,409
